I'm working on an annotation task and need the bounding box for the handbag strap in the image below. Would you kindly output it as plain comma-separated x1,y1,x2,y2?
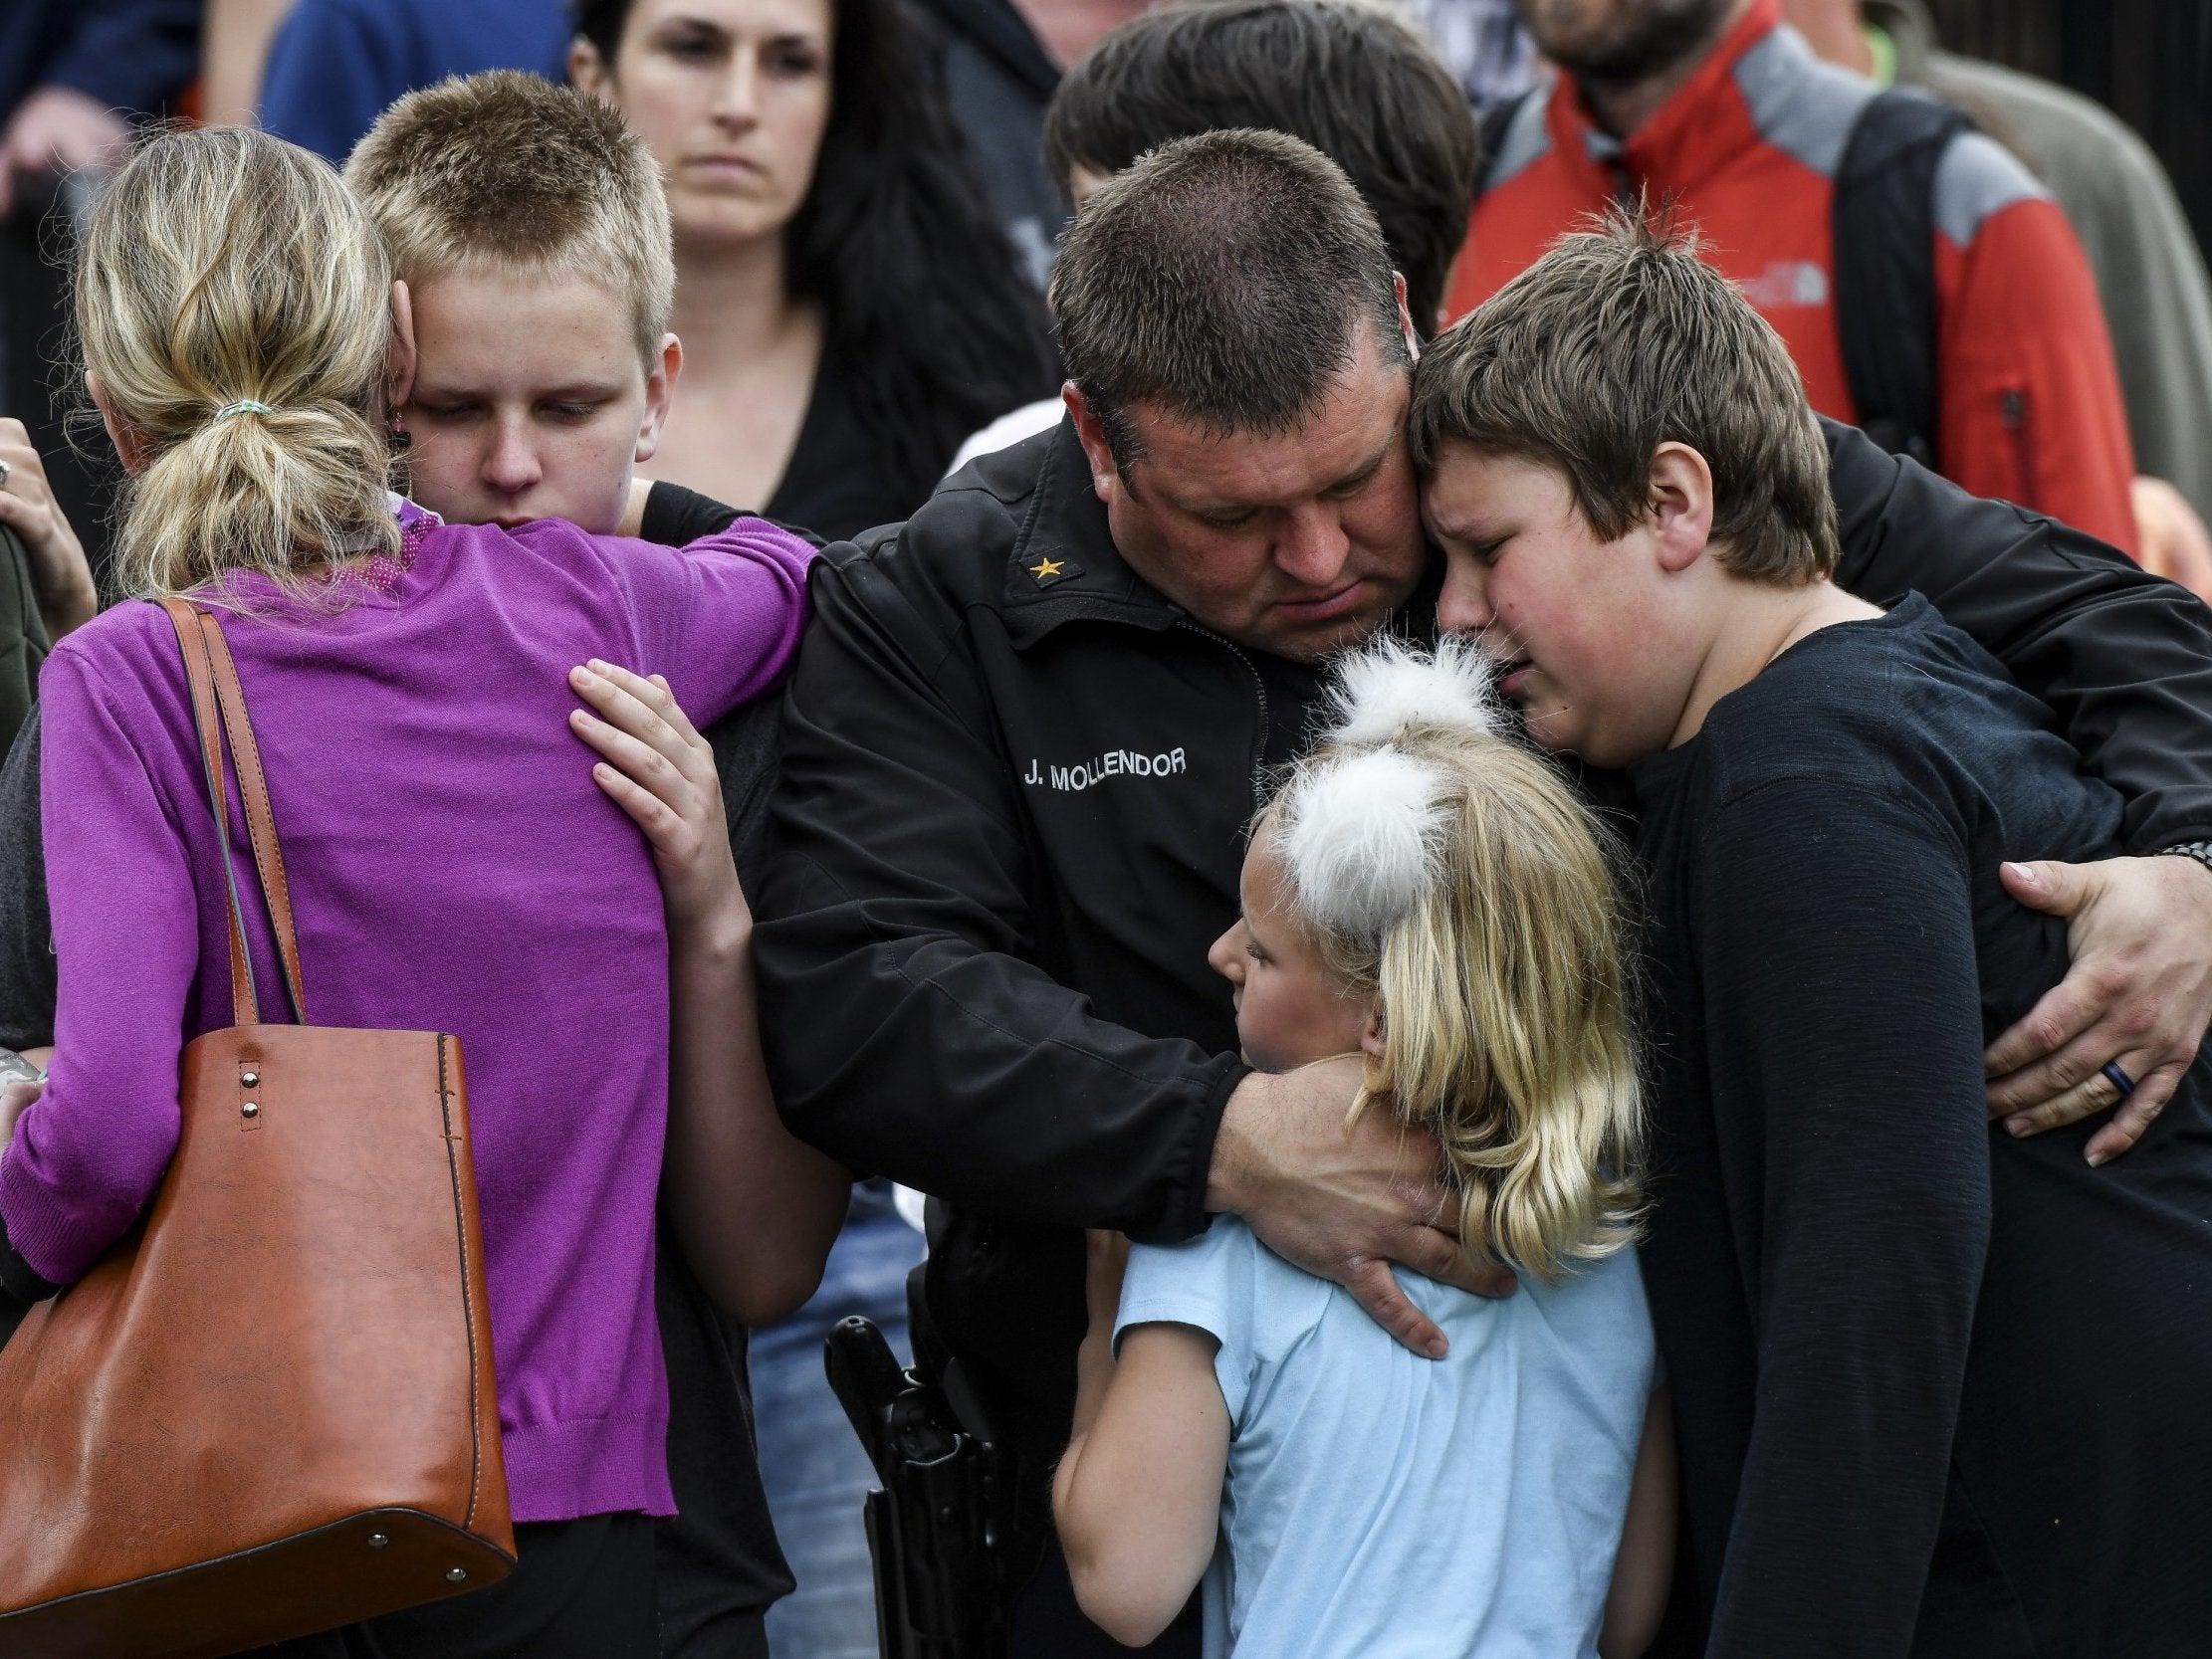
160,598,309,1026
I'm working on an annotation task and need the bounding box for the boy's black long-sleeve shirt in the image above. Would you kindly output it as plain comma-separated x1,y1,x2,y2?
1628,594,2212,1655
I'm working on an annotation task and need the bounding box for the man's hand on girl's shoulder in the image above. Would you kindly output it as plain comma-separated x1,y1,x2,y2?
1213,1058,1514,1362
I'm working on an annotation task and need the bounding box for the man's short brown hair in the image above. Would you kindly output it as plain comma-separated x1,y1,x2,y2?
1050,126,1407,471
1042,0,1476,336
1409,211,1840,584
343,70,673,364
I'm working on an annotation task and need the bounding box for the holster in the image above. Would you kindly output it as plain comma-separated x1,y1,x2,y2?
824,1315,1012,1659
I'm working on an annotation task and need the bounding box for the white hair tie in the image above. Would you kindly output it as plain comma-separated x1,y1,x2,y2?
1326,634,1502,747
1279,748,1447,945
1273,637,1505,945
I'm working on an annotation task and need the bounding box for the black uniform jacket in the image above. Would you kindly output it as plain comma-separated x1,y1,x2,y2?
751,413,2212,1430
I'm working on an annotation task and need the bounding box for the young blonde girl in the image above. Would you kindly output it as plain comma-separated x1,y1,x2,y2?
1053,638,1674,1659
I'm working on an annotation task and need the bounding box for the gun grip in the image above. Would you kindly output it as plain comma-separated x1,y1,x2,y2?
824,1315,912,1479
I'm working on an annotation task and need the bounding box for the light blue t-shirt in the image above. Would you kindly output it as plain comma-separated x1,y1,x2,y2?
1117,1217,1655,1659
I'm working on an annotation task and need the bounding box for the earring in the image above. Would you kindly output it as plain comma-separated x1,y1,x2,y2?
388,413,413,453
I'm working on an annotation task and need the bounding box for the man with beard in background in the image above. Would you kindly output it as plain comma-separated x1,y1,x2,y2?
1449,0,2143,561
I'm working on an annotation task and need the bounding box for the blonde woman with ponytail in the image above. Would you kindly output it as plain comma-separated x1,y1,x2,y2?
1054,638,1674,1659
0,125,847,1655
76,127,404,606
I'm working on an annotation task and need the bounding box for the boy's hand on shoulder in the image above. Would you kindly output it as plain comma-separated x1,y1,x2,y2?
1985,853,2212,1162
567,661,745,938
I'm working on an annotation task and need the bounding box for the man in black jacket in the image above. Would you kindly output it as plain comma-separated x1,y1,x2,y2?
757,131,2212,1653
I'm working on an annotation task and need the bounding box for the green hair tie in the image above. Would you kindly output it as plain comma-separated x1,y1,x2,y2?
211,400,274,421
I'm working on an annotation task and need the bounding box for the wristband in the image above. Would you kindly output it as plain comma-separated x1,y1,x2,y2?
2154,841,2212,879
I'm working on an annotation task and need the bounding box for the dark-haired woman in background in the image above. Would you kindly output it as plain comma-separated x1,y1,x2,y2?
569,3,1056,1652
571,0,1058,541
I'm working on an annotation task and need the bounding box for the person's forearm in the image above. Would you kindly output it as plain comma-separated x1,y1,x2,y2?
34,569,96,644
662,900,850,1326
1053,1344,1114,1585
1709,1235,1978,1658
1826,418,2212,850
7,656,199,1286
199,0,299,128
1053,1323,1225,1648
755,889,1243,1238
1053,1259,1125,1590
0,711,59,1055
1052,1342,1123,1635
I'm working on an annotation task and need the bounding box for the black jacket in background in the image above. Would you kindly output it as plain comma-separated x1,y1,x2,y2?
751,413,2212,1441
0,528,49,783
910,0,1066,292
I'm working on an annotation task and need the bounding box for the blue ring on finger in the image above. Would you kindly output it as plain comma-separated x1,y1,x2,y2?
2101,1060,2137,1099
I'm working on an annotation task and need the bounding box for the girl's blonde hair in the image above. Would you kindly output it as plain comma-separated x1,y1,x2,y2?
1266,637,1642,1280
76,125,400,601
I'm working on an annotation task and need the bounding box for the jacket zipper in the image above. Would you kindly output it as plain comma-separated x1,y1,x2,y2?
2001,388,2039,510
1173,618,1270,810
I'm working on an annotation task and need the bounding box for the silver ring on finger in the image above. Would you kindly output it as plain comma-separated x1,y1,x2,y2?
0,457,12,489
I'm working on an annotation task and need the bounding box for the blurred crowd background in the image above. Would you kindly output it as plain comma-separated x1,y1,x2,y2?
4,0,2207,597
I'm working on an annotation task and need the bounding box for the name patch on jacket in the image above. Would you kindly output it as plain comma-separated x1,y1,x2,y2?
1024,747,1188,791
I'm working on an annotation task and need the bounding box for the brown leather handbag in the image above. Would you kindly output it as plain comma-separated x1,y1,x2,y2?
0,600,516,1659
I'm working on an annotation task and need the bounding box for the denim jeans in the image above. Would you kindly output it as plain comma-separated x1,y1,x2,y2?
751,1181,924,1658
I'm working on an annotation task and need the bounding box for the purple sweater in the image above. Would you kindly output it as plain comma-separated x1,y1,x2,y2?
0,505,814,1522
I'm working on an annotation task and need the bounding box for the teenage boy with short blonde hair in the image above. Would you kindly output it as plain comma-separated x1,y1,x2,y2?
344,70,685,540
1410,214,2212,1658
348,71,803,1659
